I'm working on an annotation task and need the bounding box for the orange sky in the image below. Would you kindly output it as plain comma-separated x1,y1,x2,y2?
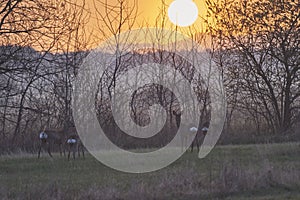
84,0,208,48
1,0,208,51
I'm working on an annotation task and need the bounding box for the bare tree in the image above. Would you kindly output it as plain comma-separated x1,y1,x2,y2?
206,0,300,134
0,0,89,149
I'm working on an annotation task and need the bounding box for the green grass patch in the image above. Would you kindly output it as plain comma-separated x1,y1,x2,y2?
0,142,299,199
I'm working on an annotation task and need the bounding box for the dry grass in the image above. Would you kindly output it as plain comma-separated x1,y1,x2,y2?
0,142,299,199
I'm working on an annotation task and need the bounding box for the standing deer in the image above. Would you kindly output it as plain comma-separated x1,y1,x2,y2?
173,110,187,151
173,110,209,152
190,126,199,152
37,129,67,158
66,134,85,160
191,122,209,152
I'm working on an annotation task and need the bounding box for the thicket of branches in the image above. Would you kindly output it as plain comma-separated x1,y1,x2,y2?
207,0,300,136
0,0,299,152
0,0,89,150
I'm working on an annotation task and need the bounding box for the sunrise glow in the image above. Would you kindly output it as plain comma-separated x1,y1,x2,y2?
167,0,199,27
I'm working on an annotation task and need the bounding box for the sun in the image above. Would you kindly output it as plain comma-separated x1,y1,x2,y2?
168,0,199,27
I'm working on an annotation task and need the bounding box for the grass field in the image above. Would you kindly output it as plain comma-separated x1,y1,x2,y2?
0,142,299,200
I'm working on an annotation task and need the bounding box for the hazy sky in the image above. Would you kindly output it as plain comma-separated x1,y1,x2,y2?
85,0,208,46
86,0,207,25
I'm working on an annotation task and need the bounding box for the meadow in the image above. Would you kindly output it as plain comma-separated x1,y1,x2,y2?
0,142,299,200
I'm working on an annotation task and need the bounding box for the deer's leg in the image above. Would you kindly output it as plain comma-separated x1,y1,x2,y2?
81,147,85,159
196,139,200,153
77,144,80,158
38,142,42,159
181,136,184,152
73,142,78,159
62,143,66,157
67,144,71,161
47,142,53,158
59,143,62,157
59,142,66,157
79,143,85,159
191,141,194,152
79,144,85,159
72,144,76,160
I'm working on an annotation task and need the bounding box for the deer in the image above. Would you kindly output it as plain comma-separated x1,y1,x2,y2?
173,110,209,153
190,122,209,153
66,134,85,160
37,129,67,158
173,110,187,151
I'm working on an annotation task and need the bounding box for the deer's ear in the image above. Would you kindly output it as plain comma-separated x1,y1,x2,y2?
173,110,182,116
173,110,178,115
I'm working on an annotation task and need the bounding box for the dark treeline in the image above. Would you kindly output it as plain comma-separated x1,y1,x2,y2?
0,0,299,152
0,45,88,151
207,0,300,142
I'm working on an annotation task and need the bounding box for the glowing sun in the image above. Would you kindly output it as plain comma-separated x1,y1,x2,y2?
168,0,198,27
